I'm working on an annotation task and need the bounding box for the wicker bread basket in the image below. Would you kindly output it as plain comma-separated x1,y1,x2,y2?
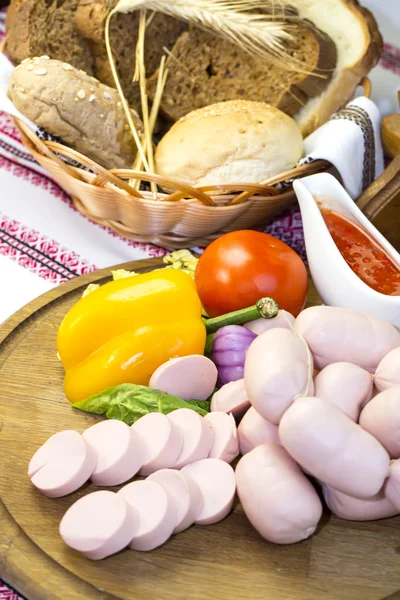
5,32,373,249
14,117,333,248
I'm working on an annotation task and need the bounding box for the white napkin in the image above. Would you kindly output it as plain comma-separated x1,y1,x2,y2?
302,96,384,199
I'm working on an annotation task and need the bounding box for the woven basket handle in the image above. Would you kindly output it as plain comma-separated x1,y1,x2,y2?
14,119,89,184
109,170,217,206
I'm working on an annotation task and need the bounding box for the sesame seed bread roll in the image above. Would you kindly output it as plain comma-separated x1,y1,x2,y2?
8,57,143,169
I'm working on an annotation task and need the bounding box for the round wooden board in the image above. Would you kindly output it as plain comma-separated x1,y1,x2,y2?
1,258,400,600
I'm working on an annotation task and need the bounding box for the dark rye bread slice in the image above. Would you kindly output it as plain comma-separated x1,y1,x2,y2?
75,0,187,108
146,25,336,124
5,0,95,75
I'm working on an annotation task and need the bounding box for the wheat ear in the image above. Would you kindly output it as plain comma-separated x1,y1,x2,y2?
113,0,308,72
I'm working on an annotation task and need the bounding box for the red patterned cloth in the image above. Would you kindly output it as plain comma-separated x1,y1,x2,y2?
0,582,25,600
0,1,399,597
0,211,96,282
381,43,400,76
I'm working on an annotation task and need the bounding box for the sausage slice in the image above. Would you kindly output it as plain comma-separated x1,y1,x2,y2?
118,480,176,551
28,430,96,498
149,355,218,401
168,409,214,469
210,379,250,422
204,412,239,463
83,419,144,486
182,458,236,525
59,490,138,559
132,413,183,475
148,469,203,533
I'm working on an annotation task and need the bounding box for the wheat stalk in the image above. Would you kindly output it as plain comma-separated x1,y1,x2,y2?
130,11,169,196
105,8,149,172
131,56,168,179
106,7,169,197
114,0,308,72
131,10,158,197
162,46,192,76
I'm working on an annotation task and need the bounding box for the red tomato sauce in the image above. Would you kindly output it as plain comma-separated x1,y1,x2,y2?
320,209,400,296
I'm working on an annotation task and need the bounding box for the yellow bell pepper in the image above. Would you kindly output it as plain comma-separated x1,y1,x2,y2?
57,269,206,403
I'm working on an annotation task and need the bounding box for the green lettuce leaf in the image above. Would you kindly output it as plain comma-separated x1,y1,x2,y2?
73,383,210,425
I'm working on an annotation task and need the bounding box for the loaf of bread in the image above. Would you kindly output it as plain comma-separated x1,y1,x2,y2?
292,0,383,135
8,58,143,170
155,100,303,187
147,25,336,126
146,0,382,136
74,0,187,108
5,0,94,75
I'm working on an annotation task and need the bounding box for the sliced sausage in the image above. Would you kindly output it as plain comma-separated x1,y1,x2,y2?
322,485,398,521
375,348,400,392
168,409,214,469
279,396,390,498
244,328,314,424
28,430,96,498
211,379,250,422
132,413,183,476
181,458,236,525
59,490,138,560
149,355,218,401
359,386,400,458
204,412,239,463
244,310,295,335
82,419,144,486
314,362,373,421
384,459,400,510
148,469,203,533
238,407,281,455
117,480,176,551
295,306,400,372
235,444,322,544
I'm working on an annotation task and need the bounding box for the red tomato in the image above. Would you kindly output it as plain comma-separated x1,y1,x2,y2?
195,230,308,317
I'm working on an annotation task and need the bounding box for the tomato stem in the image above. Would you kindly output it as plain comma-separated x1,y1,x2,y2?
204,297,279,334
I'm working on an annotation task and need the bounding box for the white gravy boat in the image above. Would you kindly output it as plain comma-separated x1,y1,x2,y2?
293,173,400,328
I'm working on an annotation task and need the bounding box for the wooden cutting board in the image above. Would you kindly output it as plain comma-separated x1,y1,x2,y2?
1,258,400,600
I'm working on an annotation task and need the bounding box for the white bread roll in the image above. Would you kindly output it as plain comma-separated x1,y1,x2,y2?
155,100,303,187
